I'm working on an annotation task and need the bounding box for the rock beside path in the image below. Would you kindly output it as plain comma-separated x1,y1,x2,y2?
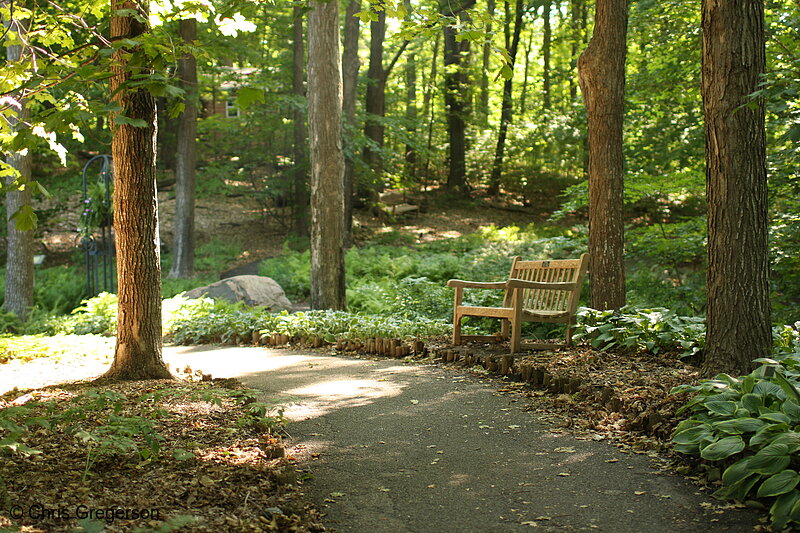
184,275,292,311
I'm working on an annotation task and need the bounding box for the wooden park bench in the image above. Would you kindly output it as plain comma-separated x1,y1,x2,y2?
447,254,589,354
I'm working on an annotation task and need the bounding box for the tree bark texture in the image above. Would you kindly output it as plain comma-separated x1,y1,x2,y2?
3,17,34,320
168,18,198,279
363,11,387,182
702,0,771,376
578,0,627,311
291,7,309,239
106,0,171,381
342,0,360,246
307,0,346,310
442,1,475,192
488,0,524,196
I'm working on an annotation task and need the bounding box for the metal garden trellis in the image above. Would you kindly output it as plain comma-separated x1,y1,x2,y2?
80,154,116,297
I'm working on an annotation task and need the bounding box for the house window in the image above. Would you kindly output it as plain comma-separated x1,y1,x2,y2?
225,99,239,118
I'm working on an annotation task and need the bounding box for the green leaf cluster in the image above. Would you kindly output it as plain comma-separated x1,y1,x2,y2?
574,306,706,358
672,354,800,529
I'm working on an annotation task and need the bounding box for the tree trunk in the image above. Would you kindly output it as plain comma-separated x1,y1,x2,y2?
423,33,441,181
3,13,34,321
578,0,627,311
105,0,171,381
307,0,346,310
518,29,534,114
443,1,475,193
342,0,360,246
488,0,524,196
168,18,198,279
542,0,552,110
478,0,496,126
291,7,309,239
404,43,418,177
702,0,770,377
363,11,387,184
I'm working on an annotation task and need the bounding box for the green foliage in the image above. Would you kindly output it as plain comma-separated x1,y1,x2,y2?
163,296,276,344
49,292,119,336
574,307,706,358
671,351,800,530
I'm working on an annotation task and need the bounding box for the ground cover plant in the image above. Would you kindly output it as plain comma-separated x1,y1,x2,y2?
0,380,324,532
670,333,800,530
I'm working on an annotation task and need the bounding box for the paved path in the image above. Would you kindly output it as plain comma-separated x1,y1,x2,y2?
164,346,762,533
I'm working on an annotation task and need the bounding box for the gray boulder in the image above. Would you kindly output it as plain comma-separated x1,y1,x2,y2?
183,275,292,311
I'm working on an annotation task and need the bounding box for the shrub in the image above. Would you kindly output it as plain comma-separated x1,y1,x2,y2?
671,350,800,530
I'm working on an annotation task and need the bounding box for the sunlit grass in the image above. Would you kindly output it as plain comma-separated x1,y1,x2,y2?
0,333,114,364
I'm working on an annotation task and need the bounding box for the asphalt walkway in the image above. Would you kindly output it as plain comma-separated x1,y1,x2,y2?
165,346,759,532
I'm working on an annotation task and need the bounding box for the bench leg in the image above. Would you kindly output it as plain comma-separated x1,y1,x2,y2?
501,319,510,340
453,312,462,345
566,320,573,346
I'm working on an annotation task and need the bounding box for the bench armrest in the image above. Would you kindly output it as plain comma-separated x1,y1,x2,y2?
447,279,507,290
506,278,578,291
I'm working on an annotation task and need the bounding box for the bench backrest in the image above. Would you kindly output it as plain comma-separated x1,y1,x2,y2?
503,253,589,313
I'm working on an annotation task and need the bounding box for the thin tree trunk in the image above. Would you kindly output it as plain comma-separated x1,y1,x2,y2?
168,18,198,279
519,28,534,114
342,0,360,246
443,1,475,192
308,0,346,310
3,10,34,320
578,0,627,311
105,0,171,381
542,0,552,110
423,33,441,182
479,0,497,126
702,0,770,376
363,11,387,184
488,0,524,196
291,7,309,239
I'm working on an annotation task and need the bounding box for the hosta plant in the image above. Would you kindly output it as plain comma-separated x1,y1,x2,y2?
672,353,800,530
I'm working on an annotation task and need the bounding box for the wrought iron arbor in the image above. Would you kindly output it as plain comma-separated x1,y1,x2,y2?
80,155,116,296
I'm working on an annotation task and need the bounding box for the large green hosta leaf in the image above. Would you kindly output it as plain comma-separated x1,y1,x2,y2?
700,436,745,461
758,470,800,498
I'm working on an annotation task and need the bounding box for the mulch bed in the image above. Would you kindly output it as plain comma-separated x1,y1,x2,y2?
0,379,326,533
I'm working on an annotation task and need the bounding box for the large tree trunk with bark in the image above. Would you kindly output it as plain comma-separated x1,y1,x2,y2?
342,0,360,246
488,0,524,196
168,18,198,279
3,15,34,320
307,0,346,310
291,7,309,239
105,0,171,381
578,0,627,311
442,0,475,193
702,0,771,377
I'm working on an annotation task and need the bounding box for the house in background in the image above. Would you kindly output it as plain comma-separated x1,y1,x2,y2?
202,66,258,118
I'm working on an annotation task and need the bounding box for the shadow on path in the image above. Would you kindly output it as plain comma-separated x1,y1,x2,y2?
165,346,761,533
